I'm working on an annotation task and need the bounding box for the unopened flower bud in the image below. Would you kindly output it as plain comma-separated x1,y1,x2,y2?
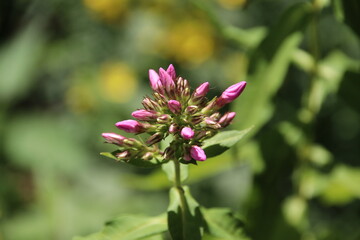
194,82,210,98
142,152,154,161
149,69,163,92
146,133,164,145
159,68,175,92
163,147,175,160
219,112,236,127
123,138,141,147
210,112,221,121
132,109,158,121
157,114,171,124
116,150,130,160
204,117,221,129
166,64,176,80
102,133,126,145
142,97,159,111
190,145,207,161
169,123,179,134
181,127,195,140
168,100,182,114
216,81,247,107
115,120,146,133
185,105,198,115
191,114,204,125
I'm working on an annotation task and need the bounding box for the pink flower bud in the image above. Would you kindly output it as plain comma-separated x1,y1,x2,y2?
169,123,179,134
102,133,126,145
190,145,207,161
157,114,171,123
159,68,175,90
115,120,145,133
166,64,176,80
185,105,198,114
219,112,236,127
181,127,194,140
216,81,246,107
149,69,162,91
194,82,210,98
168,100,182,114
131,109,158,121
146,133,164,145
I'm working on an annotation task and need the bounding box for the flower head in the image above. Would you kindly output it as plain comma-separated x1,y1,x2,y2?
102,64,246,165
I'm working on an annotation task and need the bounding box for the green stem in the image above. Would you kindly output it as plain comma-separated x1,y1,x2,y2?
172,158,188,239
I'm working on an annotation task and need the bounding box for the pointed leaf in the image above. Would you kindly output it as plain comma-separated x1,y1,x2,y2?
202,127,253,158
202,208,249,240
73,214,167,240
167,186,203,240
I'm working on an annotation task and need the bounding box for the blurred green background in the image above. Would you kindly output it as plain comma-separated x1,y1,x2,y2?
0,0,359,239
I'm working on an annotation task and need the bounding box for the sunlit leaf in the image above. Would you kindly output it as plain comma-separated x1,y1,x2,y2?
202,127,253,158
73,214,167,240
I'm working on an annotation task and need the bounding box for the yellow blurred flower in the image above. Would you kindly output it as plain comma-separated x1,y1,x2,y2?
100,62,138,103
217,0,247,9
164,20,215,65
83,0,129,21
222,53,248,82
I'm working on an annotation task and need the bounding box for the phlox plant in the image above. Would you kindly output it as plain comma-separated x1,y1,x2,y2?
75,65,252,240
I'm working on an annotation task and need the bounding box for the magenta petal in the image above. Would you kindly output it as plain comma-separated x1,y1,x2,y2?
166,64,176,79
102,133,126,145
194,82,210,98
131,109,158,120
219,81,247,104
190,145,207,161
115,120,144,133
168,100,182,114
159,68,174,90
149,69,161,91
180,127,194,140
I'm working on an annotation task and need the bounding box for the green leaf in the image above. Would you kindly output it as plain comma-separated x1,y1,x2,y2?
202,128,253,158
73,214,167,240
100,151,165,168
234,2,313,137
167,186,203,240
0,23,45,104
202,208,249,240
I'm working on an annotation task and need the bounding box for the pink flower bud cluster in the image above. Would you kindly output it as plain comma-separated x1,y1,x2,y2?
102,64,246,164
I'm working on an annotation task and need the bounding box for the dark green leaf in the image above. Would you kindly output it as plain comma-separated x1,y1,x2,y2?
73,214,167,240
167,186,203,240
100,151,165,168
202,128,253,158
202,208,249,240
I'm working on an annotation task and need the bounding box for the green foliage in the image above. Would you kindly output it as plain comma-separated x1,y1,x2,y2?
202,208,249,240
167,186,203,240
73,214,167,240
202,127,253,158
